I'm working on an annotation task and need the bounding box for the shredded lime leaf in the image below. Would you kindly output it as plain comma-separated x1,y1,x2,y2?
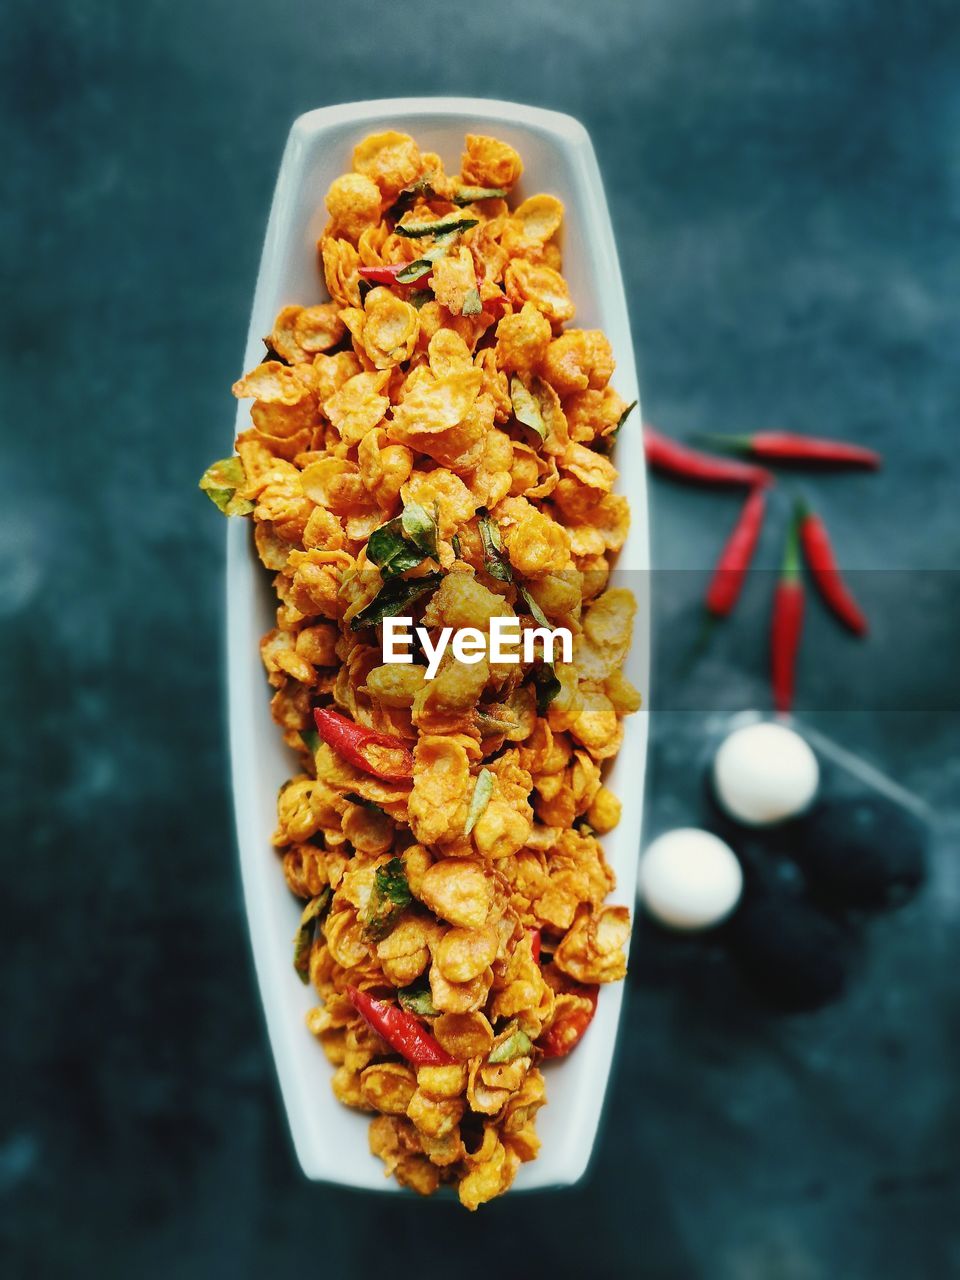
488,1025,534,1064
465,768,495,836
398,978,437,1017
396,258,433,283
396,216,479,240
454,185,507,205
476,707,519,734
425,232,458,256
509,375,547,441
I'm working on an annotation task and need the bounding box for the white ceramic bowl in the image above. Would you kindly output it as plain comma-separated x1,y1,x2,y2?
227,98,650,1192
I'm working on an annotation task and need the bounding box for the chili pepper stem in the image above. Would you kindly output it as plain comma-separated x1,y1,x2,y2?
692,432,754,455
781,506,803,581
770,508,806,715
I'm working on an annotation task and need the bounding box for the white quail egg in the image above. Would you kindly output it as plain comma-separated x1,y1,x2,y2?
713,721,819,826
639,828,743,930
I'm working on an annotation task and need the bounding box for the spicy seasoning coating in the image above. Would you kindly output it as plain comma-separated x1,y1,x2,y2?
201,130,641,1207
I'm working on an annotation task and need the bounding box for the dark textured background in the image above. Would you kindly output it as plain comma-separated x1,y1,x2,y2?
3,1,959,1275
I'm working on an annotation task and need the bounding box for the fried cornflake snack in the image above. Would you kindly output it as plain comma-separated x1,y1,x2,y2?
354,131,423,198
295,303,346,355
323,369,391,445
325,172,383,242
321,236,362,307
504,260,575,325
430,246,480,317
233,361,317,439
511,194,565,246
419,858,493,929
352,288,420,370
554,904,631,984
495,301,553,376
202,129,642,1207
461,135,524,190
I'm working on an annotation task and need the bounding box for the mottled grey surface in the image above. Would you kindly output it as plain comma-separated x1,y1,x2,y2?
3,0,959,1276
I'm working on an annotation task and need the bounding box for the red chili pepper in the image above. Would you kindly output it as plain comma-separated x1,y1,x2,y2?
537,982,599,1059
346,986,453,1066
699,431,881,470
528,928,541,965
705,486,767,617
797,500,868,635
312,707,413,782
644,426,774,488
482,291,508,315
356,263,419,286
771,513,805,713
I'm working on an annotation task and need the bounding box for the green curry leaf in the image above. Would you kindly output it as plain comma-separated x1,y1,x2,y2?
364,858,412,942
477,512,512,582
350,572,444,631
606,398,637,448
293,889,331,983
367,499,440,580
366,517,426,578
401,500,439,559
531,663,562,715
199,456,255,516
397,977,437,1017
517,585,550,629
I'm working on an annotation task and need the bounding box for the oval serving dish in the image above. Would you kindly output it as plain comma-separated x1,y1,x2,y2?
227,98,650,1192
